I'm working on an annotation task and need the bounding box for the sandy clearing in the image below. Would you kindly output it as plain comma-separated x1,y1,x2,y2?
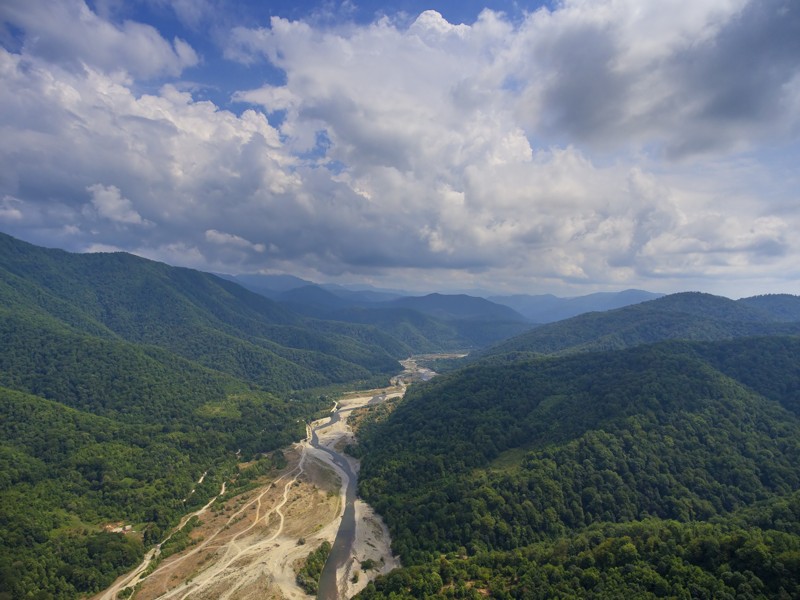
340,500,400,598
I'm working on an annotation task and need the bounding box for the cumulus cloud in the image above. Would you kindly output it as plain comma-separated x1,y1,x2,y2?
0,0,198,78
205,229,266,252
0,42,294,264
1,0,799,295
223,3,799,287
85,184,151,226
498,0,800,156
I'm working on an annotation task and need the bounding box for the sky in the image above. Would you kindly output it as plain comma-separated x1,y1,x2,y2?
1,0,799,298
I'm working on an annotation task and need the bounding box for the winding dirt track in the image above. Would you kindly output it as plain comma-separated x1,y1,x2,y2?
97,482,228,600
155,448,309,600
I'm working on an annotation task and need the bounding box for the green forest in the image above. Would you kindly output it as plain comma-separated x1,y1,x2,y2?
354,337,800,598
295,541,333,594
0,378,320,598
485,292,800,358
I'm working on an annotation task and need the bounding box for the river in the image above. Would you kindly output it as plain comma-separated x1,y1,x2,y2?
311,359,450,599
311,407,359,600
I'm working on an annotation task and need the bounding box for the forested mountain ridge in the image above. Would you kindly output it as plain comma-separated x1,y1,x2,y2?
484,291,800,358
216,277,533,352
387,293,526,322
738,293,800,321
269,286,533,351
355,336,800,598
0,231,404,388
0,332,310,599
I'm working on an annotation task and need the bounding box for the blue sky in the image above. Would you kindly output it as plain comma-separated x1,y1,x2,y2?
83,1,546,110
1,0,799,297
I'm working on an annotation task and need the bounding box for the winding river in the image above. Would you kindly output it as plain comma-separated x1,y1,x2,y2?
312,362,443,598
311,404,362,600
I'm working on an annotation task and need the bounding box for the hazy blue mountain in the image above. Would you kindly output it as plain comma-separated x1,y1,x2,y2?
273,286,534,351
490,289,663,323
277,284,355,316
280,283,405,313
320,284,404,303
389,292,528,322
220,273,411,303
217,272,316,297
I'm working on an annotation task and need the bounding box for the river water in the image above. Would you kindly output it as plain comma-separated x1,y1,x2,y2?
311,408,358,600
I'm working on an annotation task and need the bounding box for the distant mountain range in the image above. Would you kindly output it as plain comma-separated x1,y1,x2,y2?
489,288,664,323
218,273,409,301
218,272,317,295
225,277,535,350
222,273,664,325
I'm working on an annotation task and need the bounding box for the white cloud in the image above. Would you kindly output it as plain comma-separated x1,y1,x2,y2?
0,0,198,78
0,195,23,222
83,242,125,253
86,183,150,225
224,0,798,289
1,0,799,296
510,0,800,156
205,229,266,253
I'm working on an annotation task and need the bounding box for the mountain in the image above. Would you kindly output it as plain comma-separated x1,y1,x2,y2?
328,306,533,352
389,293,527,322
217,272,316,297
738,293,800,321
354,336,800,598
352,293,532,350
219,273,409,304
271,287,533,351
0,232,403,390
319,283,407,303
484,291,800,358
277,284,355,316
490,289,663,323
